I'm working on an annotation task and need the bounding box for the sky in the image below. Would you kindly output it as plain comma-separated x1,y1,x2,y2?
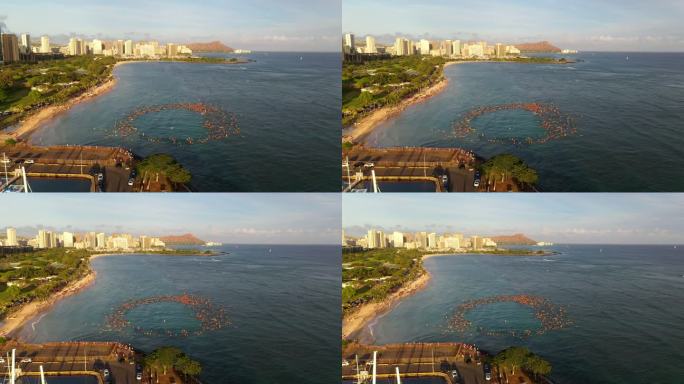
0,194,340,245
343,0,684,52
343,194,684,244
0,0,340,51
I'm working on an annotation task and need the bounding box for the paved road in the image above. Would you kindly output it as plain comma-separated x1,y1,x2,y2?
104,166,133,192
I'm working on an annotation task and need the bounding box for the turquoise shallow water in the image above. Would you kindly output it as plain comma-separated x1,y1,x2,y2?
29,52,340,192
368,245,684,384
365,52,684,192
18,245,340,384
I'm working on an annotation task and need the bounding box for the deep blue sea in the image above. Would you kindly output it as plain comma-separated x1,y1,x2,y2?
366,245,684,384
29,52,340,191
18,245,340,384
364,52,684,191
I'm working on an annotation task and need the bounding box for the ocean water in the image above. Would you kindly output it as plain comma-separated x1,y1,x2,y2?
368,245,684,384
364,52,684,192
29,52,341,192
18,245,340,384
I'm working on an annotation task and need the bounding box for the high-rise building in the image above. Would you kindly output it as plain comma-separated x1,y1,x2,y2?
40,35,50,53
496,43,504,58
62,232,74,248
124,40,133,56
92,39,103,55
392,232,404,248
365,36,377,54
452,40,461,56
115,40,124,56
96,232,106,249
20,33,31,54
428,233,438,249
394,37,411,56
419,39,431,55
167,43,178,57
6,228,17,246
1,34,21,63
343,33,355,54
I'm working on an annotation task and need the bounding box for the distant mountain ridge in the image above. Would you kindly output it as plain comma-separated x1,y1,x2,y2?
160,233,206,245
515,41,561,53
186,41,234,53
490,233,537,245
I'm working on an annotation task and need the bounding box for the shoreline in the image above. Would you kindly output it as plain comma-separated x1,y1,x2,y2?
342,270,431,342
342,249,557,342
342,61,464,144
0,249,220,340
10,63,125,141
0,269,97,339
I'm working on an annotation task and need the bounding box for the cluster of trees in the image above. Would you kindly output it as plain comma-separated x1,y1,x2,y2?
342,248,425,313
342,56,446,126
0,248,90,317
481,154,538,189
136,153,192,185
144,346,202,380
493,347,552,379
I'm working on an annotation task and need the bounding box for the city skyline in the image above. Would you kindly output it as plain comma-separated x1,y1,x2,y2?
343,0,684,52
0,194,340,244
343,194,684,244
1,0,340,52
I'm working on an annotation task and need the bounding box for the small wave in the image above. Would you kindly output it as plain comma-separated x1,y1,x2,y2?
31,313,47,331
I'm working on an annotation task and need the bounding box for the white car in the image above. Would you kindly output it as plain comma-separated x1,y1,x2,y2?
342,359,350,367
473,179,480,188
20,358,32,363
363,162,375,168
25,159,35,164
136,372,142,381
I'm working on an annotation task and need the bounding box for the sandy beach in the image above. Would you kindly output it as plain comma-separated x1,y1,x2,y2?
0,269,97,339
9,61,140,141
343,61,463,144
343,271,431,341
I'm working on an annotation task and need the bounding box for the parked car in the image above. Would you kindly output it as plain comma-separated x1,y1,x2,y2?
25,159,35,164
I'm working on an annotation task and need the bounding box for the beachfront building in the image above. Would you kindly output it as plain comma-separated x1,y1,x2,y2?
419,39,431,55
452,40,462,57
392,231,404,248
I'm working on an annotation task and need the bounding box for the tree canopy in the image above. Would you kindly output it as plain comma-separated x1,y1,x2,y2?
482,154,538,187
493,346,552,377
144,346,203,378
136,154,192,184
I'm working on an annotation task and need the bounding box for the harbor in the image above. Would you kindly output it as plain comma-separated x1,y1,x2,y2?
1,144,133,192
342,147,478,192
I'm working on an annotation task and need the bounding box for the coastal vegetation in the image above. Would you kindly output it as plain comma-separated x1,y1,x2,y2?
0,56,116,128
492,347,552,378
144,346,202,381
0,248,90,317
136,153,192,186
343,56,447,126
481,154,538,191
342,248,425,314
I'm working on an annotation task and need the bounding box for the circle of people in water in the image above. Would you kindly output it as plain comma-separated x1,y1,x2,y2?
452,103,577,145
446,294,572,338
106,294,229,337
112,103,240,146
